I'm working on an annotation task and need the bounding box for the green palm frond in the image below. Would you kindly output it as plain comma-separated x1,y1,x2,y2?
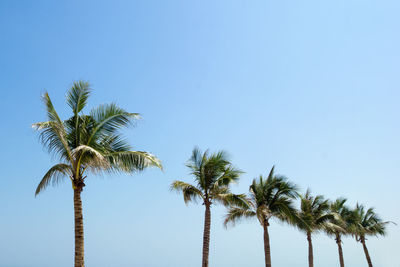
66,81,91,147
170,181,204,204
214,165,243,188
72,145,110,174
107,151,162,172
33,93,72,162
214,193,250,209
224,206,256,227
66,81,91,114
88,103,140,144
35,164,72,196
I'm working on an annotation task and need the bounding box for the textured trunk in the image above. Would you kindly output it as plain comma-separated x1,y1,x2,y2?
202,203,211,267
74,188,85,267
335,233,345,267
263,220,272,267
361,237,373,267
307,231,314,267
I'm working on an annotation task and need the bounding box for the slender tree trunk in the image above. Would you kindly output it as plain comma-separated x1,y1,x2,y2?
361,237,373,267
74,187,85,267
335,233,345,267
307,231,314,267
263,220,272,267
202,203,211,267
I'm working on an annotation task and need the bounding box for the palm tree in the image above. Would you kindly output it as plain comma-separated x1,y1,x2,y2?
324,198,351,267
297,190,333,267
348,204,390,267
224,166,299,267
171,147,245,267
33,81,162,267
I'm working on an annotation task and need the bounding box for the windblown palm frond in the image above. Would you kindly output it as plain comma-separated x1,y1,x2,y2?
35,163,72,196
224,206,256,227
171,181,204,203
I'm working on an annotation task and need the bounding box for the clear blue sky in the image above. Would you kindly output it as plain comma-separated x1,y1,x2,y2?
0,0,399,266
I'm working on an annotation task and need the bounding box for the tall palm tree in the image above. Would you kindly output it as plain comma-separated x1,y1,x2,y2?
297,190,333,267
224,166,299,267
33,81,162,267
171,148,245,267
324,198,351,267
348,204,389,267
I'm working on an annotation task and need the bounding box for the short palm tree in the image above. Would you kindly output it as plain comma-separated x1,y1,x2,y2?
324,198,351,267
224,166,299,267
171,148,245,267
297,190,334,267
33,81,161,267
348,204,390,267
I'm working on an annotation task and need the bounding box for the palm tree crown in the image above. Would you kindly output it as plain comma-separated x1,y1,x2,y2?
171,147,244,206
33,81,161,195
297,190,333,233
349,203,388,240
224,166,298,227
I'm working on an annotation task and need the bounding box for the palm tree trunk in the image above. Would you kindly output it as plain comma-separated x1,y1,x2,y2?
202,203,211,267
74,188,85,267
335,233,345,267
307,231,314,267
361,237,373,267
263,220,272,267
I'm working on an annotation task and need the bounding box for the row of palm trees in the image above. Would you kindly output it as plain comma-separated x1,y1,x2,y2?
34,82,390,267
172,148,391,267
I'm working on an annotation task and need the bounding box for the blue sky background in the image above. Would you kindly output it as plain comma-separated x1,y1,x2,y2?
0,0,399,266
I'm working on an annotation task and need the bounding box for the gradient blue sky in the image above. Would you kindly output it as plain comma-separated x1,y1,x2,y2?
0,1,399,266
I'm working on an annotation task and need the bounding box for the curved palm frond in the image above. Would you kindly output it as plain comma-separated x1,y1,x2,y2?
35,164,72,196
170,181,204,204
214,165,243,188
33,93,72,161
88,103,140,145
224,206,256,227
214,193,250,209
107,150,162,172
72,145,110,174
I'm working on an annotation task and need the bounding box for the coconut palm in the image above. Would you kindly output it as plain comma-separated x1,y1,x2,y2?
297,190,334,267
324,198,351,267
33,81,162,267
171,148,245,267
224,166,299,267
348,204,390,267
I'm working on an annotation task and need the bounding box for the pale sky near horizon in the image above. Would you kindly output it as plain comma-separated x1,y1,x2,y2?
0,1,399,266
